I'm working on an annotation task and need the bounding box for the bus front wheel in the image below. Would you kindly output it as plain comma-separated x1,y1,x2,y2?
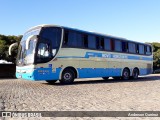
60,69,75,84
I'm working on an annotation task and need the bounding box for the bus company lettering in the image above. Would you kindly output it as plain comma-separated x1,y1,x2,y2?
112,54,128,59
102,54,111,58
102,54,128,59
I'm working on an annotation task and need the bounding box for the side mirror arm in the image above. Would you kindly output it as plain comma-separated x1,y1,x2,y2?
26,35,37,50
9,42,18,55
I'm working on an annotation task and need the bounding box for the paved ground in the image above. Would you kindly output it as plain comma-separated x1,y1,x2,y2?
0,74,160,120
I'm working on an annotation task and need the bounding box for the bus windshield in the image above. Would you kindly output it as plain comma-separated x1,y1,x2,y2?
17,28,41,65
17,27,62,66
35,27,62,63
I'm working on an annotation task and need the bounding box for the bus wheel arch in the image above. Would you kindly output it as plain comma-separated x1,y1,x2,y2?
121,67,130,80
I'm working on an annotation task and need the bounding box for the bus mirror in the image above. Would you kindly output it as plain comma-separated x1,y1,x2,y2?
26,35,37,50
9,42,18,55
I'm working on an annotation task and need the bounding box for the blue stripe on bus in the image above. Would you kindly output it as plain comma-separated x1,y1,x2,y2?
57,52,152,61
77,68,122,78
58,56,84,58
16,67,152,81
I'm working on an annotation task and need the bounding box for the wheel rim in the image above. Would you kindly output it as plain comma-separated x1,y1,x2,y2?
124,71,129,77
64,73,72,80
123,69,129,79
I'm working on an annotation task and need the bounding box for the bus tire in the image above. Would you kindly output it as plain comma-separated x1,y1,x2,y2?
122,68,130,80
102,77,109,80
46,80,57,84
60,69,75,84
132,68,139,79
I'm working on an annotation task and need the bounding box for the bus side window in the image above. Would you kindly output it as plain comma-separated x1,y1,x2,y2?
104,38,111,51
76,33,83,48
96,37,104,50
83,34,88,48
146,45,152,55
63,31,68,46
115,40,122,52
110,39,115,51
96,37,100,49
68,31,77,47
136,44,139,53
67,31,83,47
100,38,104,50
128,42,136,53
88,35,96,49
139,44,145,54
122,41,128,52
149,46,152,54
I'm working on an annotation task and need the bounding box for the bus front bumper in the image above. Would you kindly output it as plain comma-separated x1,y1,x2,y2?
16,68,61,81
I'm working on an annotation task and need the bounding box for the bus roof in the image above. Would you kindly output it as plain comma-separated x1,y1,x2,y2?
27,24,151,46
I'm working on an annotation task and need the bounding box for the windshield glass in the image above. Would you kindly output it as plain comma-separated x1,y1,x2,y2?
35,27,62,63
17,27,62,65
17,28,41,65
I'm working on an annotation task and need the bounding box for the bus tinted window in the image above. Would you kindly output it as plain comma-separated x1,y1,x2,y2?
96,37,104,50
128,42,136,53
146,45,152,55
88,35,96,49
115,40,122,52
104,38,111,50
83,35,88,48
99,38,104,50
62,29,152,56
96,37,100,49
63,31,68,46
122,41,128,52
76,33,83,47
66,31,83,47
68,31,76,46
139,44,145,54
136,44,139,53
41,27,61,49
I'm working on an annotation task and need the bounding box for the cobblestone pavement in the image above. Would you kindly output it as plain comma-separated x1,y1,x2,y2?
0,74,160,120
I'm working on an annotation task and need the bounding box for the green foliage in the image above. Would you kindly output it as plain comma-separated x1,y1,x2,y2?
0,34,22,63
151,42,160,69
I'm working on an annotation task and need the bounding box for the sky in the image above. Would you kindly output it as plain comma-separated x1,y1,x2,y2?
0,0,160,43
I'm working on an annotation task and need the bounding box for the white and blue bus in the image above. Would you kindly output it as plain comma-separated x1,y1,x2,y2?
9,24,153,84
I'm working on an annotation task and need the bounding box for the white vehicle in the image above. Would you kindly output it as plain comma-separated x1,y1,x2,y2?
9,24,153,84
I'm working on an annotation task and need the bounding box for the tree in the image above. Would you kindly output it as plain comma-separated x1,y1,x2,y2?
0,40,7,59
0,34,22,63
151,42,160,69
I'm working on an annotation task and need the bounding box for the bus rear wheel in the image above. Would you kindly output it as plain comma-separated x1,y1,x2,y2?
132,68,139,79
122,68,130,80
60,69,75,84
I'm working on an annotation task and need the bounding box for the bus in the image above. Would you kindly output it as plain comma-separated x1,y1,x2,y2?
9,24,153,84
